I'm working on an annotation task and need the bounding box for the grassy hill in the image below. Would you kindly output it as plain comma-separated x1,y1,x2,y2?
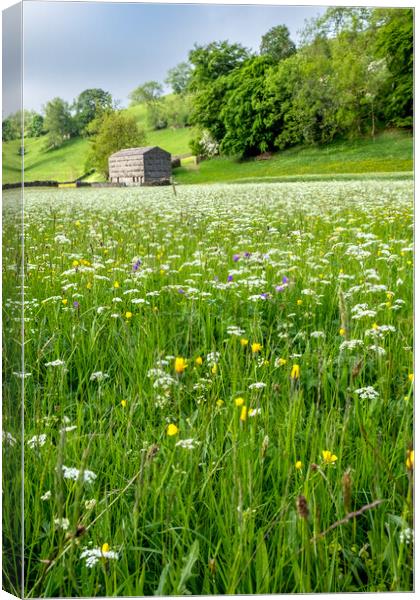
173,130,413,185
2,121,413,186
2,101,193,184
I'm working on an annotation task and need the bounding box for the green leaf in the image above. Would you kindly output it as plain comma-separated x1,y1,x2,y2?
177,540,200,595
255,531,270,593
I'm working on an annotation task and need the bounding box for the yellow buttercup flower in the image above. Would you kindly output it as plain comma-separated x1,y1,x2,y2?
322,450,338,464
62,299,68,306
216,399,224,407
240,406,248,421
339,328,346,336
195,356,203,366
277,358,287,366
174,357,188,374
101,543,110,554
72,260,79,268
167,423,179,436
86,282,92,290
372,323,379,330
297,299,303,306
406,449,414,470
240,338,249,346
295,460,303,470
113,281,120,289
235,397,245,407
251,343,263,353
408,373,414,383
125,311,133,319
290,364,300,379
121,400,127,408
211,363,218,375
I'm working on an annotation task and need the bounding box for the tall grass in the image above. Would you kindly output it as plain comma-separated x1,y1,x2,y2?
2,180,413,596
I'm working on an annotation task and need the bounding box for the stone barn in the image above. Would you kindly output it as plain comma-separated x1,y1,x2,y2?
108,146,171,186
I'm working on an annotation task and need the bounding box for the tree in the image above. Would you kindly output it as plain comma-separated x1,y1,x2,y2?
190,75,232,143
188,41,251,90
260,25,296,63
220,56,276,156
128,81,163,106
73,88,113,135
165,62,192,95
43,97,73,148
2,116,20,141
86,111,147,177
373,8,413,128
27,113,44,137
268,38,341,149
163,94,192,128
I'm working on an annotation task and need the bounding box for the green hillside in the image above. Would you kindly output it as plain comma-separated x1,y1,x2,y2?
2,102,193,184
173,130,413,185
2,125,413,186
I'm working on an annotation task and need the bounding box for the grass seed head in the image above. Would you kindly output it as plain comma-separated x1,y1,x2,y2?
296,495,309,520
342,468,352,513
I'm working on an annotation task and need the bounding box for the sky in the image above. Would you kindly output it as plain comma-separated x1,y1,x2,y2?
3,1,327,116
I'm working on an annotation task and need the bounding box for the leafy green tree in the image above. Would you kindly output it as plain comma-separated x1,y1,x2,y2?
43,98,74,148
188,41,251,90
163,94,192,128
73,88,113,135
27,113,44,137
86,111,147,177
188,41,251,145
302,6,373,41
146,102,168,130
373,8,413,128
128,81,163,106
220,56,276,156
190,75,232,143
260,25,296,63
165,62,192,95
271,39,341,148
2,116,20,141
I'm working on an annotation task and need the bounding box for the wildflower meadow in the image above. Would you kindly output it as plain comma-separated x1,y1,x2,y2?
2,180,413,596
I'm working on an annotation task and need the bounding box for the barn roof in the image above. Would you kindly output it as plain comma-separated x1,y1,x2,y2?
109,146,170,158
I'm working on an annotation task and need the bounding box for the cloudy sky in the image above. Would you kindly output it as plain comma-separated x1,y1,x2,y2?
3,1,326,116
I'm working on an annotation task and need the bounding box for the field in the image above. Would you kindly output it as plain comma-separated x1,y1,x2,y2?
2,180,413,597
2,127,413,185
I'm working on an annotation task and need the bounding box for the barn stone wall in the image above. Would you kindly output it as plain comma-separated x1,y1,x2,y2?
108,147,171,186
143,149,171,184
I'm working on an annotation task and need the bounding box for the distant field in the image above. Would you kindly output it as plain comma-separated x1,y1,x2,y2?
173,131,413,185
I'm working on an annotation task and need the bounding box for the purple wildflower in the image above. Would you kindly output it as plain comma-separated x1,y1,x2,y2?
132,259,142,272
282,276,289,284
244,252,251,259
276,285,285,293
73,301,80,309
178,288,185,294
233,254,240,262
227,275,233,283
